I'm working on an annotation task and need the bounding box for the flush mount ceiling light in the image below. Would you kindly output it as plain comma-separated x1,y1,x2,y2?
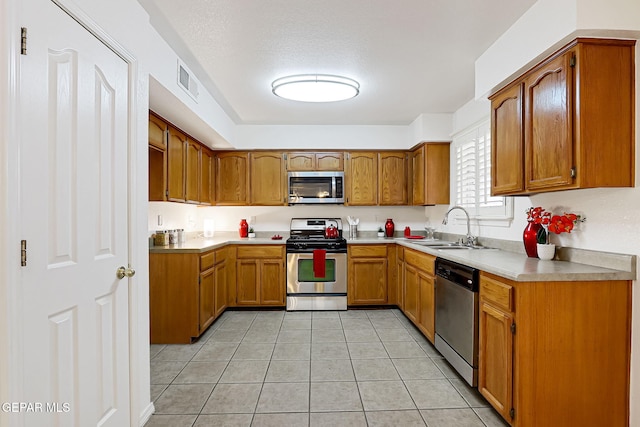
271,74,360,103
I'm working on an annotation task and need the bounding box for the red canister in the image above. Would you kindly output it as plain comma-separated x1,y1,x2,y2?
239,219,249,238
404,226,411,237
385,219,395,238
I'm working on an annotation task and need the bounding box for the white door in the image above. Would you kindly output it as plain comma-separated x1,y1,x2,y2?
18,1,131,426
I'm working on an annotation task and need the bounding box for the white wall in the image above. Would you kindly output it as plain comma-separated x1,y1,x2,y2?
408,113,454,145
149,202,432,236
235,124,409,150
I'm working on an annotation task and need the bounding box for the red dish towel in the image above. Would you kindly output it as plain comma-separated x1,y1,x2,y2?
313,249,326,278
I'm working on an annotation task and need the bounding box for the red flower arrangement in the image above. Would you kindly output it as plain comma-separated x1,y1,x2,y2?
526,207,585,244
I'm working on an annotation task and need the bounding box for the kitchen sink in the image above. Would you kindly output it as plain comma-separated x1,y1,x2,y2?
409,240,493,250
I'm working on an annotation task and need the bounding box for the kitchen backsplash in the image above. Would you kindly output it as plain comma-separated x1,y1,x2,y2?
148,201,434,236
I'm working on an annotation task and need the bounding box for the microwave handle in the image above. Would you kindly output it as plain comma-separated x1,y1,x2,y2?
332,177,337,199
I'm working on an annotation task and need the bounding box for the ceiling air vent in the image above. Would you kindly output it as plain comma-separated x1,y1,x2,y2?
177,60,199,102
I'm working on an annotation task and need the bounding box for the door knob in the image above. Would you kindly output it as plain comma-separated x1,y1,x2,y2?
117,266,136,280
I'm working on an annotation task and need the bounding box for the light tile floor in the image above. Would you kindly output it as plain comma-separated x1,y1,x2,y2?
146,309,509,427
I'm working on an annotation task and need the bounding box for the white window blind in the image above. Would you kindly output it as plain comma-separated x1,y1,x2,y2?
453,119,511,221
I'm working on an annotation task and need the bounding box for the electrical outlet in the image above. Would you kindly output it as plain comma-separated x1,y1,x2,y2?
250,216,256,225
157,215,162,226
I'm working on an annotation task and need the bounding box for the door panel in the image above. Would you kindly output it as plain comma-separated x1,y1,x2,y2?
19,1,131,425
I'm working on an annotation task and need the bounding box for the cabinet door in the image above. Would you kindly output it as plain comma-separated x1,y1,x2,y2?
200,147,214,205
250,152,286,205
346,152,377,205
411,146,425,205
478,301,514,422
417,272,435,343
260,259,285,305
404,264,420,324
348,257,388,305
524,51,574,191
213,258,227,318
396,249,405,311
287,152,315,171
316,152,344,171
216,152,249,205
236,259,259,305
424,144,450,205
378,152,407,205
148,113,167,150
185,139,201,203
167,126,187,201
491,83,524,195
199,268,215,333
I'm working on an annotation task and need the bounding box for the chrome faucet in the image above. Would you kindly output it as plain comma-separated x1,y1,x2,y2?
442,206,476,247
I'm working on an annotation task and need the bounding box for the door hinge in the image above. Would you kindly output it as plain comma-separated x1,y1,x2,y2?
20,27,27,55
510,408,515,419
570,54,576,67
20,240,27,266
570,167,576,178
511,322,516,334
283,153,287,160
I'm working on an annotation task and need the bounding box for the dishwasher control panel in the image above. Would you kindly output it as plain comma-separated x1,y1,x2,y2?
435,258,479,292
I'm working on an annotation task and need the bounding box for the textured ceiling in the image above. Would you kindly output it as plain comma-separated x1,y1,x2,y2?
140,0,535,125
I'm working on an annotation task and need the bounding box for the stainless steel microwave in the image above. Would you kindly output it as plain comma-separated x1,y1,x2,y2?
288,171,345,204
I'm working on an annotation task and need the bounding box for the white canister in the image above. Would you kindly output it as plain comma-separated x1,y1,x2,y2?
177,229,186,243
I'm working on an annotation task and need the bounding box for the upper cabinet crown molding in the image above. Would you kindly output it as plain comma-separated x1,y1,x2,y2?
490,38,635,196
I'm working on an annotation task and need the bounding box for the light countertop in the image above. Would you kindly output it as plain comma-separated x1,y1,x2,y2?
149,234,635,282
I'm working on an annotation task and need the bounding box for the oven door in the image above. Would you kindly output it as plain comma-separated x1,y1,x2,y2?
286,252,347,294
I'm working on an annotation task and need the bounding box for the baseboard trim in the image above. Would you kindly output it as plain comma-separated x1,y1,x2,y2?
139,401,155,427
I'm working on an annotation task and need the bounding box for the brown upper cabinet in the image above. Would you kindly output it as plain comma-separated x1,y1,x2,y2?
490,38,635,196
167,126,188,202
185,139,201,203
200,147,215,205
378,152,408,205
345,152,378,205
148,113,167,201
148,112,213,205
410,143,450,205
250,152,286,205
216,151,250,205
287,152,344,171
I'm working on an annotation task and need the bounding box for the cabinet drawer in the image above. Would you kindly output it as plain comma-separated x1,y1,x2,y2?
480,275,513,312
349,245,387,258
200,251,215,272
404,250,434,275
237,245,284,259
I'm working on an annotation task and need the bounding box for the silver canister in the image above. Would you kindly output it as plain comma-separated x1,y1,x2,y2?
177,228,186,243
348,224,358,239
168,229,178,245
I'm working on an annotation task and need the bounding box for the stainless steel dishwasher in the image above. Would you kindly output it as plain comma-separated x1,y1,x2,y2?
434,257,479,386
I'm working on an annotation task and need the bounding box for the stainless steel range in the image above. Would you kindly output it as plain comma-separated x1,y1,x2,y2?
286,218,347,311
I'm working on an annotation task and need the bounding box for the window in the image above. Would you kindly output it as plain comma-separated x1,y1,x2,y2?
452,119,513,223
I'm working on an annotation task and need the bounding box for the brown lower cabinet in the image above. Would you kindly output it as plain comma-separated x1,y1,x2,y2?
347,245,389,305
479,272,631,426
150,247,232,344
401,248,435,343
235,245,285,306
149,246,235,344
